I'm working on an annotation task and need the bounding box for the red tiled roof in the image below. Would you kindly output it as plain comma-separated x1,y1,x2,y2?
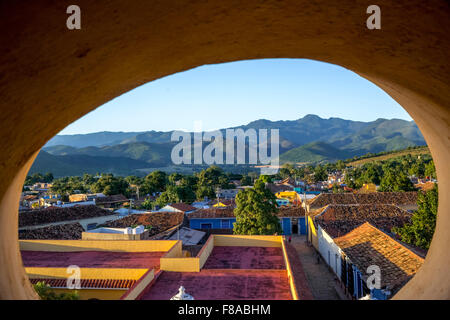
266,183,293,194
167,203,197,212
95,194,128,204
19,205,115,228
103,211,185,236
315,204,412,238
276,206,305,217
189,207,235,219
19,223,84,240
210,199,236,207
334,222,424,289
309,192,418,209
414,181,436,192
29,278,136,289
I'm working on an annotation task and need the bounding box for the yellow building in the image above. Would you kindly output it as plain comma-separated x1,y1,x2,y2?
20,239,179,300
275,191,301,205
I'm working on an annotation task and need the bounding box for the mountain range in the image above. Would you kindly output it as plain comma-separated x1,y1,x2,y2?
32,115,426,177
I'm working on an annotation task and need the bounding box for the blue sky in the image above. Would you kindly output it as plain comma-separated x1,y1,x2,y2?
60,59,412,134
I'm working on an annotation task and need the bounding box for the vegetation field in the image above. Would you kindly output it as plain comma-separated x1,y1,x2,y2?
347,146,430,167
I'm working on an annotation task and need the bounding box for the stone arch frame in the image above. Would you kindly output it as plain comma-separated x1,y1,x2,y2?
0,1,448,299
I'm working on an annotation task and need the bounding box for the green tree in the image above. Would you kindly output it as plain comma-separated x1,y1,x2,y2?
144,170,167,193
313,165,327,182
393,186,438,249
233,180,282,235
33,281,79,300
91,174,129,196
43,172,54,183
168,173,183,185
197,166,226,187
379,170,415,192
195,185,215,200
425,161,436,179
156,185,196,207
240,175,252,186
140,198,155,210
336,160,346,171
257,174,273,184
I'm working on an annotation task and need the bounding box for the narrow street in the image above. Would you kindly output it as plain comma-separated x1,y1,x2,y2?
290,235,342,300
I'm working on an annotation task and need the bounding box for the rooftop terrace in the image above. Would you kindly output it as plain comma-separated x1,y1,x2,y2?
203,246,285,270
21,250,165,269
140,269,292,300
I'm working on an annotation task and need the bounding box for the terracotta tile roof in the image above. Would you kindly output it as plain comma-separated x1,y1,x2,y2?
414,181,436,192
279,177,295,186
167,202,197,212
29,278,136,289
210,199,236,207
315,204,412,238
309,192,418,209
334,222,424,289
276,206,305,217
266,183,293,194
103,211,185,236
19,205,115,227
23,195,38,200
188,206,305,218
189,207,235,219
95,194,128,204
19,222,84,240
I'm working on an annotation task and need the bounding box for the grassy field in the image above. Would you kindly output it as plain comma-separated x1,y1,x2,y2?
347,146,430,167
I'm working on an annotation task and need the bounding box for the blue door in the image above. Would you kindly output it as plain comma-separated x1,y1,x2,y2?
282,218,291,235
299,217,306,235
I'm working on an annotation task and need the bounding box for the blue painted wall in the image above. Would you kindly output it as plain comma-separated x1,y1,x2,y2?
190,218,236,229
190,217,306,235
282,218,291,235
299,217,306,235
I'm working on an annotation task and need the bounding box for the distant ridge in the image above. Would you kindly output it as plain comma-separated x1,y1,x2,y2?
34,115,426,176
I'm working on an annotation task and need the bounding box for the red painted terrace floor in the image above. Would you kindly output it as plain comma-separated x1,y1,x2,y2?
139,269,292,300
20,251,165,269
203,246,285,269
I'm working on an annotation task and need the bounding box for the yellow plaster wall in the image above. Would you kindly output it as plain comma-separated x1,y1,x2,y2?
51,288,127,300
213,235,283,247
280,238,299,300
121,269,155,300
81,232,146,241
161,240,183,258
307,216,319,250
160,257,200,272
25,267,148,280
198,235,215,269
19,239,178,252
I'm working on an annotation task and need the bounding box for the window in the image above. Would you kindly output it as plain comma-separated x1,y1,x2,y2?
201,223,212,229
86,223,97,230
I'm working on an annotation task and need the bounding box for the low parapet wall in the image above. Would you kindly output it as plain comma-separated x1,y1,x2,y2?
25,267,148,280
19,239,179,252
213,235,283,247
159,235,284,272
281,238,299,300
81,230,149,241
120,269,155,300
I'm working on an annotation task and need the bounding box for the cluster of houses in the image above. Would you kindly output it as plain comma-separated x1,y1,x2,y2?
18,175,432,300
304,192,426,300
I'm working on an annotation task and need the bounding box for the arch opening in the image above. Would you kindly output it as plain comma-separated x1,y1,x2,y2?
0,0,448,299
